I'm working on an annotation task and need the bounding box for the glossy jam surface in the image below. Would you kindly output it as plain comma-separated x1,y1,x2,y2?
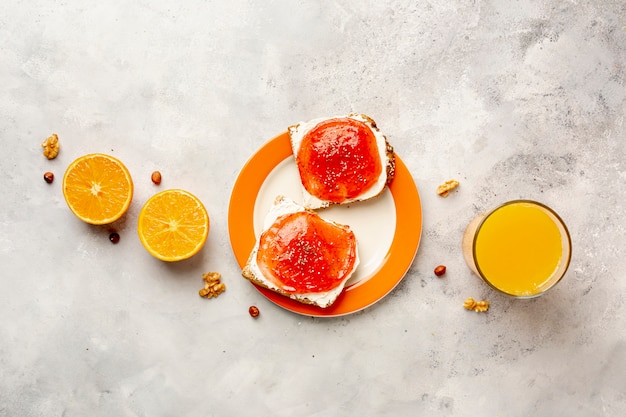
256,211,357,294
475,202,563,296
296,118,382,203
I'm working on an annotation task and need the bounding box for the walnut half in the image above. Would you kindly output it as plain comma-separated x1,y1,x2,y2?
436,179,459,197
199,272,226,298
41,133,60,159
463,297,489,312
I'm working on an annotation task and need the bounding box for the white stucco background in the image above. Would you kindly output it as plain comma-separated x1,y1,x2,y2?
1,1,625,416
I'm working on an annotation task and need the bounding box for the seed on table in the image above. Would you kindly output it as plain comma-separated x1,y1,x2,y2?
434,265,446,277
109,232,120,244
43,172,54,183
151,171,162,185
249,306,260,318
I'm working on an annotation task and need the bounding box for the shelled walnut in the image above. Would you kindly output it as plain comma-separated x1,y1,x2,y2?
41,133,60,159
436,179,459,197
199,272,226,298
463,297,489,312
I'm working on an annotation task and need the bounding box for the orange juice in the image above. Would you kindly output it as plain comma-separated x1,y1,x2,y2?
463,201,571,297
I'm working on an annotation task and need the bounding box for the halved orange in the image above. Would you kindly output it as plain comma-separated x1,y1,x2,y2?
62,153,134,225
137,189,209,262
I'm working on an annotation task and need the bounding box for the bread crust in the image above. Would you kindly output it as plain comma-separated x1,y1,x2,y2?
242,257,324,307
354,113,396,186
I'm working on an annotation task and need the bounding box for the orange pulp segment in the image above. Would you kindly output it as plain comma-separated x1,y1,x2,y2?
137,189,209,262
62,153,134,225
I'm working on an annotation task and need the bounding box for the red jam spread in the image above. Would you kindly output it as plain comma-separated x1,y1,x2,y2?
256,211,357,294
296,117,382,204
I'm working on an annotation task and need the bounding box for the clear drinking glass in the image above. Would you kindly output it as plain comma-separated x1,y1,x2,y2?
462,200,572,298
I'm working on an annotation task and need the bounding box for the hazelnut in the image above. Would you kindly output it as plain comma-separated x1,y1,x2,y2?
151,171,162,185
248,306,260,318
434,265,446,277
43,172,54,184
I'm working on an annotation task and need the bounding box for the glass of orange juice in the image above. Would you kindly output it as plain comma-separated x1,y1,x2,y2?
462,200,572,298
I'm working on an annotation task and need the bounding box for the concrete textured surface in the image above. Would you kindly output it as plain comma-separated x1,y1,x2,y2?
1,1,625,416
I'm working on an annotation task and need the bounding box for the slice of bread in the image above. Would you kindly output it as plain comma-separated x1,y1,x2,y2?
242,196,359,308
288,113,395,209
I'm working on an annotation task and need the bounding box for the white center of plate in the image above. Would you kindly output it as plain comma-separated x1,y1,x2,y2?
253,157,397,286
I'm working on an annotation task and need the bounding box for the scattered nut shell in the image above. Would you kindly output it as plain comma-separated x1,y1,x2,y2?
434,265,446,277
41,133,60,159
43,172,54,184
463,297,489,312
436,179,459,197
199,272,226,298
151,171,162,185
248,306,260,318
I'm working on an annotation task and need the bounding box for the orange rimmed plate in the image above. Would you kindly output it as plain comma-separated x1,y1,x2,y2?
228,132,422,317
